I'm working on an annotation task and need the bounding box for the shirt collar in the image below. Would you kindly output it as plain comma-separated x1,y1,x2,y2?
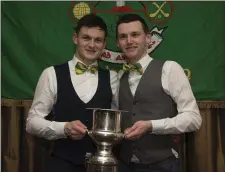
136,53,153,71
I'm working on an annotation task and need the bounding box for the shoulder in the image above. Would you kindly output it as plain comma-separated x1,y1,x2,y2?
41,66,55,76
36,66,56,84
163,60,185,73
41,61,69,79
162,60,189,82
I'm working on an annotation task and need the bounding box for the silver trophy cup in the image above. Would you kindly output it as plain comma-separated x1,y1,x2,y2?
86,108,126,172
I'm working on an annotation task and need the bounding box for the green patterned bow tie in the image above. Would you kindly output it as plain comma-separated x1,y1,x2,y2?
122,63,143,75
75,62,98,75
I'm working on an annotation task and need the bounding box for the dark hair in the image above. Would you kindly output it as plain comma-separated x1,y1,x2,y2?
116,14,149,38
75,13,107,38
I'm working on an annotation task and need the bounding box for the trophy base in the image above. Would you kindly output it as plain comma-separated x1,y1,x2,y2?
86,153,118,172
86,163,117,172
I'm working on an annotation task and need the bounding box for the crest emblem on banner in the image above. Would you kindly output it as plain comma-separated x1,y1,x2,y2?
68,1,174,64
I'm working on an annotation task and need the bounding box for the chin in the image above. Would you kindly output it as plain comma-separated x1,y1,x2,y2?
126,53,137,59
85,54,98,60
87,57,98,61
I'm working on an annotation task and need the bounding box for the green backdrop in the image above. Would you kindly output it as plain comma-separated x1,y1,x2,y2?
2,1,225,100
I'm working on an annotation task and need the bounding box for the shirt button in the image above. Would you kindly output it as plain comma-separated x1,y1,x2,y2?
132,113,136,116
85,119,89,123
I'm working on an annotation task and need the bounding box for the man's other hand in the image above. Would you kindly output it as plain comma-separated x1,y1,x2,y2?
124,120,152,140
64,120,87,140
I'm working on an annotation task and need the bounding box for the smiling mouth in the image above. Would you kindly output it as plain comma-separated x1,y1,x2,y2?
126,47,137,51
86,50,96,53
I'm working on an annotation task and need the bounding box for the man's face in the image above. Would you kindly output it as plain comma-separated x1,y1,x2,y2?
73,26,106,64
117,21,151,64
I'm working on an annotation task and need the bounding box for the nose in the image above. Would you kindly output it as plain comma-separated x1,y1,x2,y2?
126,35,132,44
88,40,95,48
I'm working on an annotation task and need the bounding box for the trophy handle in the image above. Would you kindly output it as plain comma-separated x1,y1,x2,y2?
87,130,98,145
86,129,93,139
114,133,125,141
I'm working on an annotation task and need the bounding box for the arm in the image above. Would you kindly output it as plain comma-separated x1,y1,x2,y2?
125,61,202,139
26,67,66,140
151,61,202,134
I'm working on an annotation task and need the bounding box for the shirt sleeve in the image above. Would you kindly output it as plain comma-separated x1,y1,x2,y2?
151,61,202,134
26,67,67,140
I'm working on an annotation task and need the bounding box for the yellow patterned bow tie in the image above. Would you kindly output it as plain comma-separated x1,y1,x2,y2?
75,62,98,75
122,63,143,75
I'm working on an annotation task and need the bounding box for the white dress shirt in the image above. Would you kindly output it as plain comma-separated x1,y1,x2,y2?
119,54,202,134
26,56,119,140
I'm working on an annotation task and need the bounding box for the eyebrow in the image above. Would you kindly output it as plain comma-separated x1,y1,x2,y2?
118,31,141,36
81,34,104,39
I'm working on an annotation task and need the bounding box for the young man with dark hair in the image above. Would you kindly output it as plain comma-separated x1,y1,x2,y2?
116,13,202,172
26,14,118,172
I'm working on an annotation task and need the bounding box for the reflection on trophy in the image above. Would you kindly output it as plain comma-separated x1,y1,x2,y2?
85,108,126,172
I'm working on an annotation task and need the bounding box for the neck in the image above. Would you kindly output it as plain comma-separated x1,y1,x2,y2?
127,52,147,65
75,52,96,66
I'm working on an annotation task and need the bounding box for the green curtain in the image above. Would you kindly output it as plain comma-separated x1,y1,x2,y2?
2,1,225,100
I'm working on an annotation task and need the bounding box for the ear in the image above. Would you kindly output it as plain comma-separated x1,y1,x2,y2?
116,40,120,48
103,38,107,49
146,32,152,45
72,33,78,44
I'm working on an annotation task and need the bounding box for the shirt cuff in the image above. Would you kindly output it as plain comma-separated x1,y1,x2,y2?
52,121,67,139
151,119,166,134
